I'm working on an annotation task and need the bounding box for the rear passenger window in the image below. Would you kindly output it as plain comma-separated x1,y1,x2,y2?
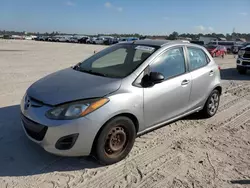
187,47,208,71
151,47,186,79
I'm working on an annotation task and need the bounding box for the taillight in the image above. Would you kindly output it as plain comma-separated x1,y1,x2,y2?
218,66,221,71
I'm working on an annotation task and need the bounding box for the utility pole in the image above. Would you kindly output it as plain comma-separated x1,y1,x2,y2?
232,27,236,41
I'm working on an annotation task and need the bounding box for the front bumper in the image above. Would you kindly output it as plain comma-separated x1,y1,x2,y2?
20,95,103,157
237,57,250,69
21,112,100,156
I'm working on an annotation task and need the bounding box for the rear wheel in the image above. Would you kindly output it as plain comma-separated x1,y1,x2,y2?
94,116,136,165
201,90,220,118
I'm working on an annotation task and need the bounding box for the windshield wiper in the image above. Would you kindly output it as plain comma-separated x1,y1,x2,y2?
79,69,108,77
72,64,110,77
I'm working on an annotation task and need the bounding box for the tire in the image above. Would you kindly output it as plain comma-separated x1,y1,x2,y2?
94,116,136,165
201,90,220,118
237,68,247,74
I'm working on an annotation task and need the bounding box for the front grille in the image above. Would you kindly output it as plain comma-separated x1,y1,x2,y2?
243,53,250,59
21,114,48,141
243,49,250,59
242,61,250,66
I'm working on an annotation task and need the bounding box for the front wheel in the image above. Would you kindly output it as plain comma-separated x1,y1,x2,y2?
201,90,220,118
94,116,136,165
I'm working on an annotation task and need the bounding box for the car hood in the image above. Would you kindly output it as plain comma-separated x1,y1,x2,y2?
27,68,122,106
241,46,250,50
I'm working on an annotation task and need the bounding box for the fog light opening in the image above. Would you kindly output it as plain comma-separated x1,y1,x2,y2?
55,133,79,150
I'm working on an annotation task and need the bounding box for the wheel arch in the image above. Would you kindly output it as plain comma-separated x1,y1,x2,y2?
213,85,222,95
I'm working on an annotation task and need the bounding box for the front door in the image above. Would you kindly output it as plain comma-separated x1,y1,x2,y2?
143,47,192,128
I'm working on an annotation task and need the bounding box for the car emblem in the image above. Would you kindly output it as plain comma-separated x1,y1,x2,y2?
24,96,31,110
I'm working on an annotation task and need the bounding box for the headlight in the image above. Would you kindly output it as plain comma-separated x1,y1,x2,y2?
46,98,109,120
238,50,245,57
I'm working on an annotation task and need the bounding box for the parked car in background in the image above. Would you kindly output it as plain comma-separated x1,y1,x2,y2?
236,44,250,74
119,37,128,42
68,36,78,43
86,37,96,44
78,36,90,44
94,37,106,44
53,35,72,42
35,36,44,41
53,35,62,42
48,36,53,42
36,36,49,41
69,35,87,43
206,45,226,58
61,35,72,42
119,37,139,43
25,35,37,40
103,37,119,45
207,41,235,53
21,40,221,165
232,42,250,54
190,40,205,46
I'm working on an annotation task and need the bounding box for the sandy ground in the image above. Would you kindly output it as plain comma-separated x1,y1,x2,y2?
0,40,249,188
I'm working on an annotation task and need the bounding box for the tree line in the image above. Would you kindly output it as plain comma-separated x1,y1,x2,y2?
1,30,250,41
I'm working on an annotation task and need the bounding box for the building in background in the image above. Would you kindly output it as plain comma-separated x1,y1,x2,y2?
199,36,217,44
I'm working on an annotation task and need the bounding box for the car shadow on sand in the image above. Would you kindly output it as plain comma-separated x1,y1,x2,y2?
230,180,250,185
0,105,101,177
220,68,250,81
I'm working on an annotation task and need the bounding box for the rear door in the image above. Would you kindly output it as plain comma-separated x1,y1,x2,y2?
186,46,216,110
143,47,192,128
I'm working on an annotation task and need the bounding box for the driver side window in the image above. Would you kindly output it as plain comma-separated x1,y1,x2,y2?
150,47,186,80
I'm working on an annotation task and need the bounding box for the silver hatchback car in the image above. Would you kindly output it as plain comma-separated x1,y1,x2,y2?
21,40,222,164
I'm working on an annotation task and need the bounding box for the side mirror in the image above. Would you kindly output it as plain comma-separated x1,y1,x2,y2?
149,72,165,83
141,72,165,87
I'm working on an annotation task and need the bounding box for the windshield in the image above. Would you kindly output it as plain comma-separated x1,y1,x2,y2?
77,44,158,78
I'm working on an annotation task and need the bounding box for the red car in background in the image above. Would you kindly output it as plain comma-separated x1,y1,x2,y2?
206,45,226,58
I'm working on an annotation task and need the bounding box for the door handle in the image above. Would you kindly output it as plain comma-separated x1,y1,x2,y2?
209,70,214,76
181,79,190,85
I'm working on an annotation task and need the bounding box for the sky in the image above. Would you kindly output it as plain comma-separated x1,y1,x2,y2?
0,0,250,35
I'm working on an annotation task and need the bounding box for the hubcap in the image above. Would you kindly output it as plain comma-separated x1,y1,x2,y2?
208,93,219,114
105,126,127,157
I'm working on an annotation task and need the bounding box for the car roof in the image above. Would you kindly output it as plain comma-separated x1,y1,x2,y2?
126,39,190,47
